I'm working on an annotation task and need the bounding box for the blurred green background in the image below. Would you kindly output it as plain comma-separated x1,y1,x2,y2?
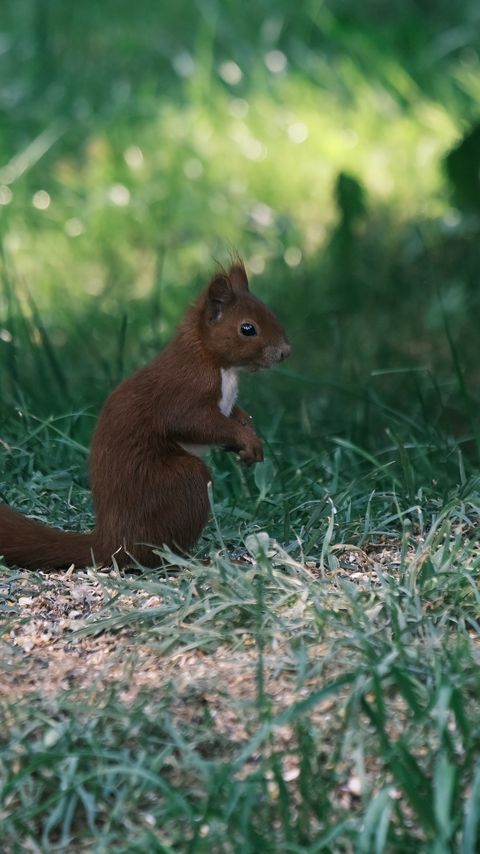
0,0,480,448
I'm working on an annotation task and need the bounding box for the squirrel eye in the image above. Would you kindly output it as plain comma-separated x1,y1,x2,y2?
240,322,257,337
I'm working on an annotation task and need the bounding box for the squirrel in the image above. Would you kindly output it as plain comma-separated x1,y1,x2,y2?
0,261,290,570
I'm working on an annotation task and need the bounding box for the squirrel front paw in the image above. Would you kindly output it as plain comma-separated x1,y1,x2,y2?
238,432,264,466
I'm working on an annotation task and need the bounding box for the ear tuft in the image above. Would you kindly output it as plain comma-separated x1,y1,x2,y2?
228,260,249,292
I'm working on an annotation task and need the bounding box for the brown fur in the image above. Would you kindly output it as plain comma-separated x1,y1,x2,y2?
0,262,290,569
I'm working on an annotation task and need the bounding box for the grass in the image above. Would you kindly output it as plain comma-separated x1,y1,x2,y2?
2,0,480,851
2,387,480,851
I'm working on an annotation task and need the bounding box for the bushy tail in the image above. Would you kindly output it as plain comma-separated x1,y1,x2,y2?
0,503,100,570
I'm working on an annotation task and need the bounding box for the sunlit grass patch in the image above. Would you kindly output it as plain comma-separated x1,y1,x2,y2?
0,70,459,315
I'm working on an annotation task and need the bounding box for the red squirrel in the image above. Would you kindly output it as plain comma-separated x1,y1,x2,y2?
0,261,290,569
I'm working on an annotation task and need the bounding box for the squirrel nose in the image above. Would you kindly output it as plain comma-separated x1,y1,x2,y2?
279,340,291,361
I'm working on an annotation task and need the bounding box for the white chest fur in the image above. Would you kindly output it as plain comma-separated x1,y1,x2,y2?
219,368,238,417
178,369,238,458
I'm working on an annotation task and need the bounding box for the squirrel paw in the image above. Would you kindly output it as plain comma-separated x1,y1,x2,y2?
238,436,264,466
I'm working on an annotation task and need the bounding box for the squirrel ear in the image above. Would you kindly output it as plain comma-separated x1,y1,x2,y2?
207,275,235,322
228,261,249,292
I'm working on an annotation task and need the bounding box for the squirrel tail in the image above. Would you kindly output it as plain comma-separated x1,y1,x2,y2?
0,503,101,570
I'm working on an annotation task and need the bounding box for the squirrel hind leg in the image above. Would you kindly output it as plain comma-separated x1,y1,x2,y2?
150,455,211,559
109,455,212,568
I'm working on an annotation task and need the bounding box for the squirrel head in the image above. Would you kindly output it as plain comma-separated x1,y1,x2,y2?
200,261,290,370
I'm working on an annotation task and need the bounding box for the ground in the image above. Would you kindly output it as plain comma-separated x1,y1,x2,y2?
2,526,479,850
